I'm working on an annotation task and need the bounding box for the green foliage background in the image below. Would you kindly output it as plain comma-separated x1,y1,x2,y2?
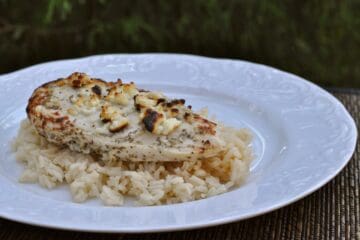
0,0,359,87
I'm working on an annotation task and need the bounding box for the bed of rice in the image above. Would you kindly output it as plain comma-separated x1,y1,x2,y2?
12,119,252,206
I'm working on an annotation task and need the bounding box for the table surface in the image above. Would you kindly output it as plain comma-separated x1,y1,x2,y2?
1,89,359,240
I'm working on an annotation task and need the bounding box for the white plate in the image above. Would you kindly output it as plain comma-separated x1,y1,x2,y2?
0,54,357,233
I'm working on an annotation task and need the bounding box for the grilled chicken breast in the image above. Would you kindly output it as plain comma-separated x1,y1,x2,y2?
26,72,225,162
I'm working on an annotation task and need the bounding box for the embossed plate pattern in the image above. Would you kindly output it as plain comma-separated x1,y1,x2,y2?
0,54,357,232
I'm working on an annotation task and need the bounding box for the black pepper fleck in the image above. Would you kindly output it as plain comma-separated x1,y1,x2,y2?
91,85,102,95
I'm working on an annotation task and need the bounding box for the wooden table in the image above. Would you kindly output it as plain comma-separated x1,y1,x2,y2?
1,89,359,240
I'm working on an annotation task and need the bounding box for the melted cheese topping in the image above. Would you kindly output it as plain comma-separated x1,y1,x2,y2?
36,73,216,137
156,118,181,135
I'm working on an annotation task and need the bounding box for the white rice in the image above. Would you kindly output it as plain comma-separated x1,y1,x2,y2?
12,119,252,206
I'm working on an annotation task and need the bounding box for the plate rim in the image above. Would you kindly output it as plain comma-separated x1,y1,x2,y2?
0,53,357,233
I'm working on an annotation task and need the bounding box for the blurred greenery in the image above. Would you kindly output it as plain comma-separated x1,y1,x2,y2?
0,0,359,87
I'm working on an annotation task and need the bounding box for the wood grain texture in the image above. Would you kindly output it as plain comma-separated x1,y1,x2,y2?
0,90,359,240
